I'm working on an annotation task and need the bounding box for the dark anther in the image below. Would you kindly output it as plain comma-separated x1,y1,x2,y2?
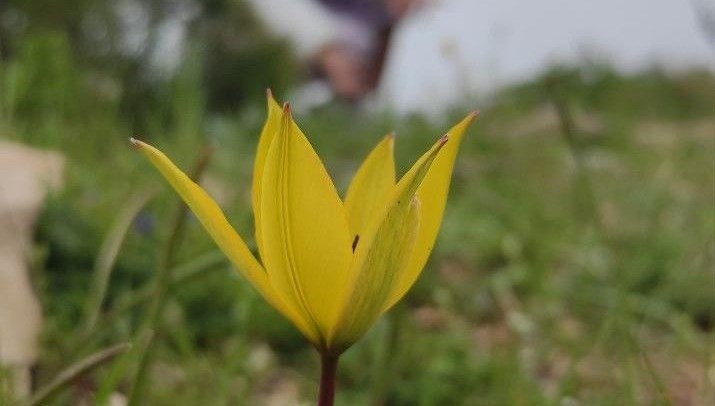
352,234,360,252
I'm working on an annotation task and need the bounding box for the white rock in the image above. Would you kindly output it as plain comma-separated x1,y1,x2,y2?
0,140,64,397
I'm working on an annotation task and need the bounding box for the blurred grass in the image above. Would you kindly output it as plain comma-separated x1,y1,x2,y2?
0,33,714,405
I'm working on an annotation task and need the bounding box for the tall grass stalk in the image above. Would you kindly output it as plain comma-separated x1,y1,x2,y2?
127,146,213,405
28,343,130,406
84,191,154,333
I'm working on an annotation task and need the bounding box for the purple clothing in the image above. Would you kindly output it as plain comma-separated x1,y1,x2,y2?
318,0,392,29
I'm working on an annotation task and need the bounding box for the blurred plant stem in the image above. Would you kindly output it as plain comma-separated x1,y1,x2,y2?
318,353,339,406
83,191,154,334
71,251,225,358
27,343,130,406
542,85,679,401
0,365,11,405
127,146,213,405
94,331,154,405
103,250,225,326
625,325,674,404
369,304,407,405
544,75,600,224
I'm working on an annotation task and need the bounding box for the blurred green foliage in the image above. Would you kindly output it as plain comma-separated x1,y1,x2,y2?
0,3,714,404
0,0,299,133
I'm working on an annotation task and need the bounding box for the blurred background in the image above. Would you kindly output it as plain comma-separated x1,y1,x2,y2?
0,0,713,404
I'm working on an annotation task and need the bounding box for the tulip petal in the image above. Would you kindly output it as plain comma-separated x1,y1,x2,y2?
328,137,447,351
384,112,477,310
329,198,420,352
252,90,283,259
130,138,320,344
260,106,353,345
344,134,396,241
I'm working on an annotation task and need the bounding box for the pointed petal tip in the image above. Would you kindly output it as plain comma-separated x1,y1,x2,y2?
265,89,275,107
129,137,143,149
385,132,396,148
282,102,292,116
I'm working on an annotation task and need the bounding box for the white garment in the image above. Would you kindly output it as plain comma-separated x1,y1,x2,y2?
246,0,377,59
246,0,340,58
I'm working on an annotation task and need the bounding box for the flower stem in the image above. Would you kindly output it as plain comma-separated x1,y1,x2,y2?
318,353,339,406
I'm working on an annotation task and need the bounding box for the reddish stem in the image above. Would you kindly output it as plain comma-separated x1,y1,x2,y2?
318,353,339,406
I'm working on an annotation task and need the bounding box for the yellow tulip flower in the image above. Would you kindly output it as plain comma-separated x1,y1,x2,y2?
131,92,475,404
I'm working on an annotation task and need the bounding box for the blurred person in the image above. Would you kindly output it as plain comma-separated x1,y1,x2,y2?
248,0,422,102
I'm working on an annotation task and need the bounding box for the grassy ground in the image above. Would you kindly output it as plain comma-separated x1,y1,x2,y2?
1,59,714,405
